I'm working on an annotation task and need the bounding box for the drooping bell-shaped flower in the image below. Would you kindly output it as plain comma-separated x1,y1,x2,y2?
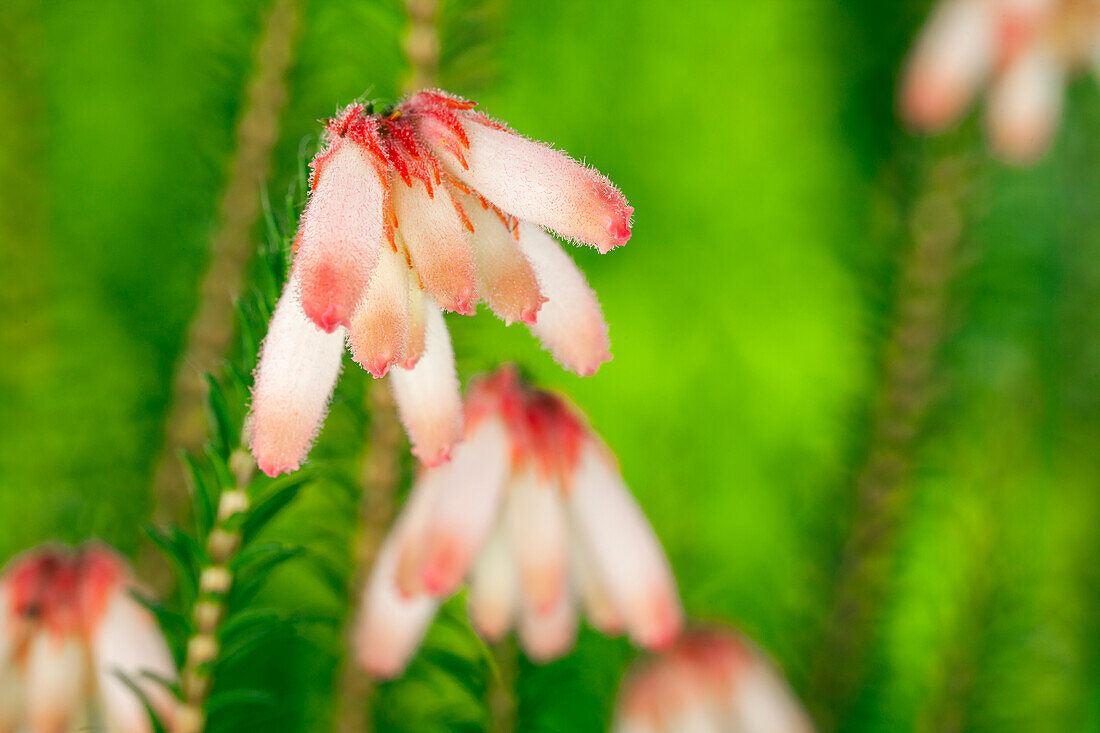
249,91,631,477
0,544,177,733
613,627,814,733
354,367,681,678
901,0,1100,162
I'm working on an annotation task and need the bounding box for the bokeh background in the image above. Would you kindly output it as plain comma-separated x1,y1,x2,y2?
3,0,1100,730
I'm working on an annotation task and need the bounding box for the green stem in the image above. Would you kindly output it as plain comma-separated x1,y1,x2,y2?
809,154,970,729
176,449,255,733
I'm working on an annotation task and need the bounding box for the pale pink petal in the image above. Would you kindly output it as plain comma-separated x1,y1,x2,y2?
505,469,569,615
26,633,87,733
0,658,24,733
388,303,463,466
403,272,428,369
0,582,12,669
391,469,442,598
92,587,178,733
418,416,511,596
568,442,682,650
570,526,625,635
391,178,478,314
517,223,610,376
987,45,1063,163
293,141,387,332
467,524,518,642
420,116,633,252
460,192,545,325
900,0,994,130
248,271,346,477
730,665,814,733
356,482,441,678
517,583,577,663
348,244,411,378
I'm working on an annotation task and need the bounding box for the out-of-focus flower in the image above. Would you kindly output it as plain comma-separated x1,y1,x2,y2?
249,91,631,477
900,0,1100,162
613,627,814,733
354,367,681,677
0,544,177,733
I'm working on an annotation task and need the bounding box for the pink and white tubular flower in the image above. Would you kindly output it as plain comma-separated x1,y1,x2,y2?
613,628,815,733
901,0,1100,162
354,367,682,678
248,91,631,477
0,544,177,733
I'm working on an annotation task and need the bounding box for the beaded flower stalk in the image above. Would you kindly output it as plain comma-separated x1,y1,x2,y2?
354,367,682,676
249,90,633,476
901,0,1100,161
0,544,177,733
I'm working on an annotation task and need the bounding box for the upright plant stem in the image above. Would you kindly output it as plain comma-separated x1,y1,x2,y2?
176,450,256,733
334,3,439,730
152,0,302,529
809,155,969,729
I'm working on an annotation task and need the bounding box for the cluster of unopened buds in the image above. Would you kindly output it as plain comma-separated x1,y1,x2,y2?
901,0,1100,161
613,628,814,733
355,367,682,675
0,544,176,733
248,90,632,476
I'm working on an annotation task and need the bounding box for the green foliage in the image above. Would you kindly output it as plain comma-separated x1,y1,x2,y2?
4,0,1100,731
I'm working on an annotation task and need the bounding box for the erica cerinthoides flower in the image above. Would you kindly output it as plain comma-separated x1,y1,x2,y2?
901,0,1100,161
249,91,632,477
0,544,176,733
613,628,814,733
355,367,681,677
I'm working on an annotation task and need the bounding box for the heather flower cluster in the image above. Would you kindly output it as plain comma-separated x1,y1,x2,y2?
248,90,632,477
355,367,682,676
0,545,176,733
901,0,1100,161
613,628,814,733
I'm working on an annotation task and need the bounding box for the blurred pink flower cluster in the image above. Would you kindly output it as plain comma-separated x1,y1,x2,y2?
613,628,814,733
355,367,682,676
901,0,1100,161
0,545,176,733
248,91,632,477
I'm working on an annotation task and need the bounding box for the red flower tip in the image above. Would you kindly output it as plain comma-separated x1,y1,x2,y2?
312,303,349,333
414,444,452,467
258,458,298,478
519,303,543,326
601,207,633,253
362,354,396,379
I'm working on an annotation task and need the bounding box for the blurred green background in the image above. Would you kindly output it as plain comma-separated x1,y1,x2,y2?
3,0,1100,731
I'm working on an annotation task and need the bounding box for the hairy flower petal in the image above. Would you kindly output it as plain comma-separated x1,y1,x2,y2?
988,45,1064,162
388,303,463,466
26,633,86,733
294,141,387,332
569,442,682,650
901,0,994,130
419,416,511,596
391,178,478,314
518,224,611,376
92,586,178,733
467,525,518,642
570,526,626,635
461,192,545,325
518,583,577,663
506,469,569,615
348,245,411,378
421,116,632,253
249,272,346,477
356,483,440,678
